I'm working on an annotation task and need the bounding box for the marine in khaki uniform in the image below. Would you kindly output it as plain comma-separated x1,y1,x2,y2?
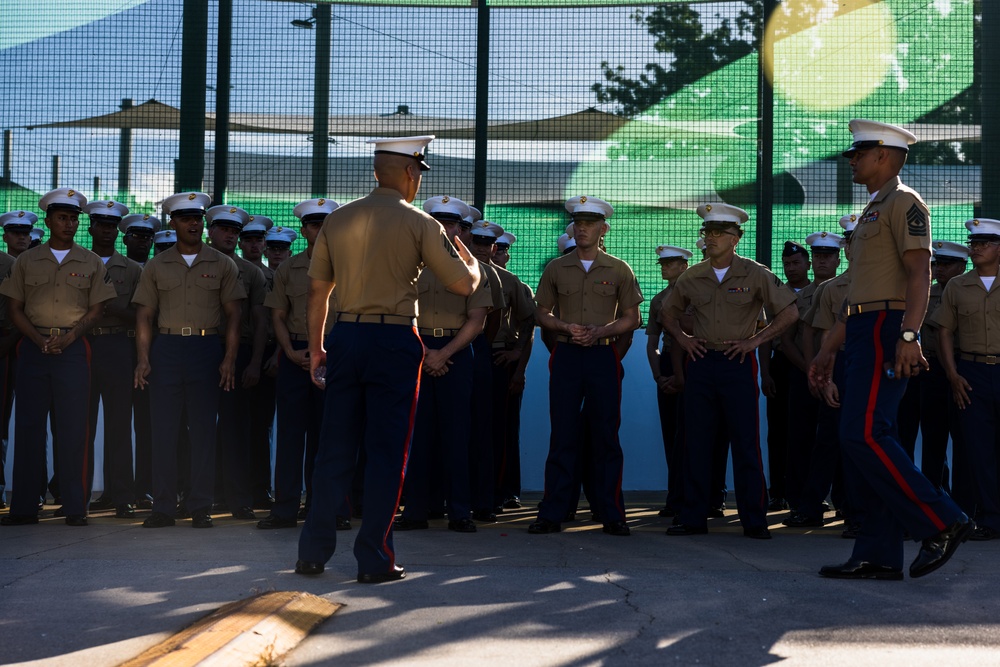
132,192,246,529
930,219,1000,541
810,120,970,580
528,196,642,537
2,210,35,259
259,200,339,529
296,136,480,582
0,188,117,527
83,199,143,519
239,215,274,284
396,196,492,533
663,203,798,539
645,244,692,517
482,229,535,512
0,211,27,509
120,213,159,266
206,205,268,520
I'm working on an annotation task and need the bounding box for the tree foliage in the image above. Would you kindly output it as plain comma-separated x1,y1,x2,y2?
592,2,763,117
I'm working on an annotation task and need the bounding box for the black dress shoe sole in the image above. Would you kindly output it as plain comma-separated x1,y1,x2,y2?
744,528,772,539
527,521,561,534
603,525,631,536
448,520,477,533
65,516,88,527
357,566,405,584
295,560,324,576
257,517,297,529
142,514,176,528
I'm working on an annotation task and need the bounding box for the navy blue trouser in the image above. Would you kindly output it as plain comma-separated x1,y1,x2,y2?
765,349,790,500
0,351,12,502
10,337,92,517
919,356,958,490
132,373,153,498
148,335,223,516
840,310,964,569
539,343,625,524
402,336,473,521
272,340,326,519
215,343,253,511
249,341,277,502
87,333,135,505
657,348,683,511
955,358,1000,531
786,365,819,509
679,350,767,530
299,321,422,575
469,334,494,512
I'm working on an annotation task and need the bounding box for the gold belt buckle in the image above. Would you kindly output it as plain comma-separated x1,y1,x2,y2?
127,329,136,338
433,327,444,337
181,326,192,337
987,355,997,366
49,328,61,336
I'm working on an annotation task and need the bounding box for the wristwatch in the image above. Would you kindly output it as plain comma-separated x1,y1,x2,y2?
899,329,920,343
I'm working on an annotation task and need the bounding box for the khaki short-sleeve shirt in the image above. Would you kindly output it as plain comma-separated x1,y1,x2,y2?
265,250,336,338
308,187,470,316
929,271,1000,355
664,255,795,343
416,264,493,330
921,281,945,358
230,255,267,340
0,243,117,327
93,251,143,329
848,177,932,304
493,265,535,345
535,251,643,326
0,251,16,327
131,244,246,330
809,270,850,331
788,281,818,352
647,285,673,350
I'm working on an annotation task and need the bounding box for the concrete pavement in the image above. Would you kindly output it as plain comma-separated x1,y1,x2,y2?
2,496,998,666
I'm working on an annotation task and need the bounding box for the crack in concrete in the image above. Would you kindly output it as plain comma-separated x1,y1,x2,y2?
605,569,655,654
1,558,60,588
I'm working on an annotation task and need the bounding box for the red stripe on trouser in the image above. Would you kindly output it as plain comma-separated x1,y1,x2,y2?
863,312,946,531
384,327,425,566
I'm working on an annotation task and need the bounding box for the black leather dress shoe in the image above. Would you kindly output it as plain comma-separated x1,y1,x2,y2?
1,514,39,526
666,523,708,536
563,511,577,522
176,505,191,519
65,515,88,527
971,525,1000,541
257,514,297,529
603,521,631,536
295,560,324,576
231,506,256,520
135,495,153,510
115,504,136,519
357,565,405,584
336,517,352,531
910,517,974,578
744,526,772,539
472,510,497,522
527,518,561,534
448,518,477,533
707,505,726,518
767,497,788,512
658,506,677,518
89,496,115,511
819,559,903,580
502,496,521,509
191,510,214,529
841,520,861,539
297,506,310,520
782,512,824,527
142,512,176,528
393,517,429,531
52,506,65,518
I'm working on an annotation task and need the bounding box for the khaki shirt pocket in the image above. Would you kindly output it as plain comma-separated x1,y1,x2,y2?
593,284,617,298
65,275,90,290
725,291,756,325
24,273,51,289
195,274,221,292
157,276,182,294
853,220,881,241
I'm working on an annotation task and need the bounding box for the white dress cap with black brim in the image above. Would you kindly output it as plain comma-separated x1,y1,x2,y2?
39,188,87,213
423,196,471,223
163,192,211,218
931,240,970,262
265,226,298,246
496,232,516,247
842,119,917,157
85,200,130,222
471,221,505,239
293,198,340,223
366,135,435,171
0,210,39,229
206,205,250,230
656,244,693,261
467,206,483,224
153,229,176,244
806,231,845,252
30,227,45,242
241,215,274,238
565,196,613,222
965,218,1000,241
696,203,749,226
119,213,161,235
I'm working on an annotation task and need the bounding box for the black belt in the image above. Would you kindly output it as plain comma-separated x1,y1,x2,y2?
90,326,126,336
418,327,459,338
37,327,72,336
158,327,219,337
288,332,309,341
336,312,415,326
555,334,613,346
959,352,1000,365
701,342,734,351
846,300,907,316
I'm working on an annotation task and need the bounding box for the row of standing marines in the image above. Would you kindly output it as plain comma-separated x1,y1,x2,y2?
0,119,991,584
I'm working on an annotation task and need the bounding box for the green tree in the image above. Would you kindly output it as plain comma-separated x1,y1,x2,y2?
592,1,763,117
